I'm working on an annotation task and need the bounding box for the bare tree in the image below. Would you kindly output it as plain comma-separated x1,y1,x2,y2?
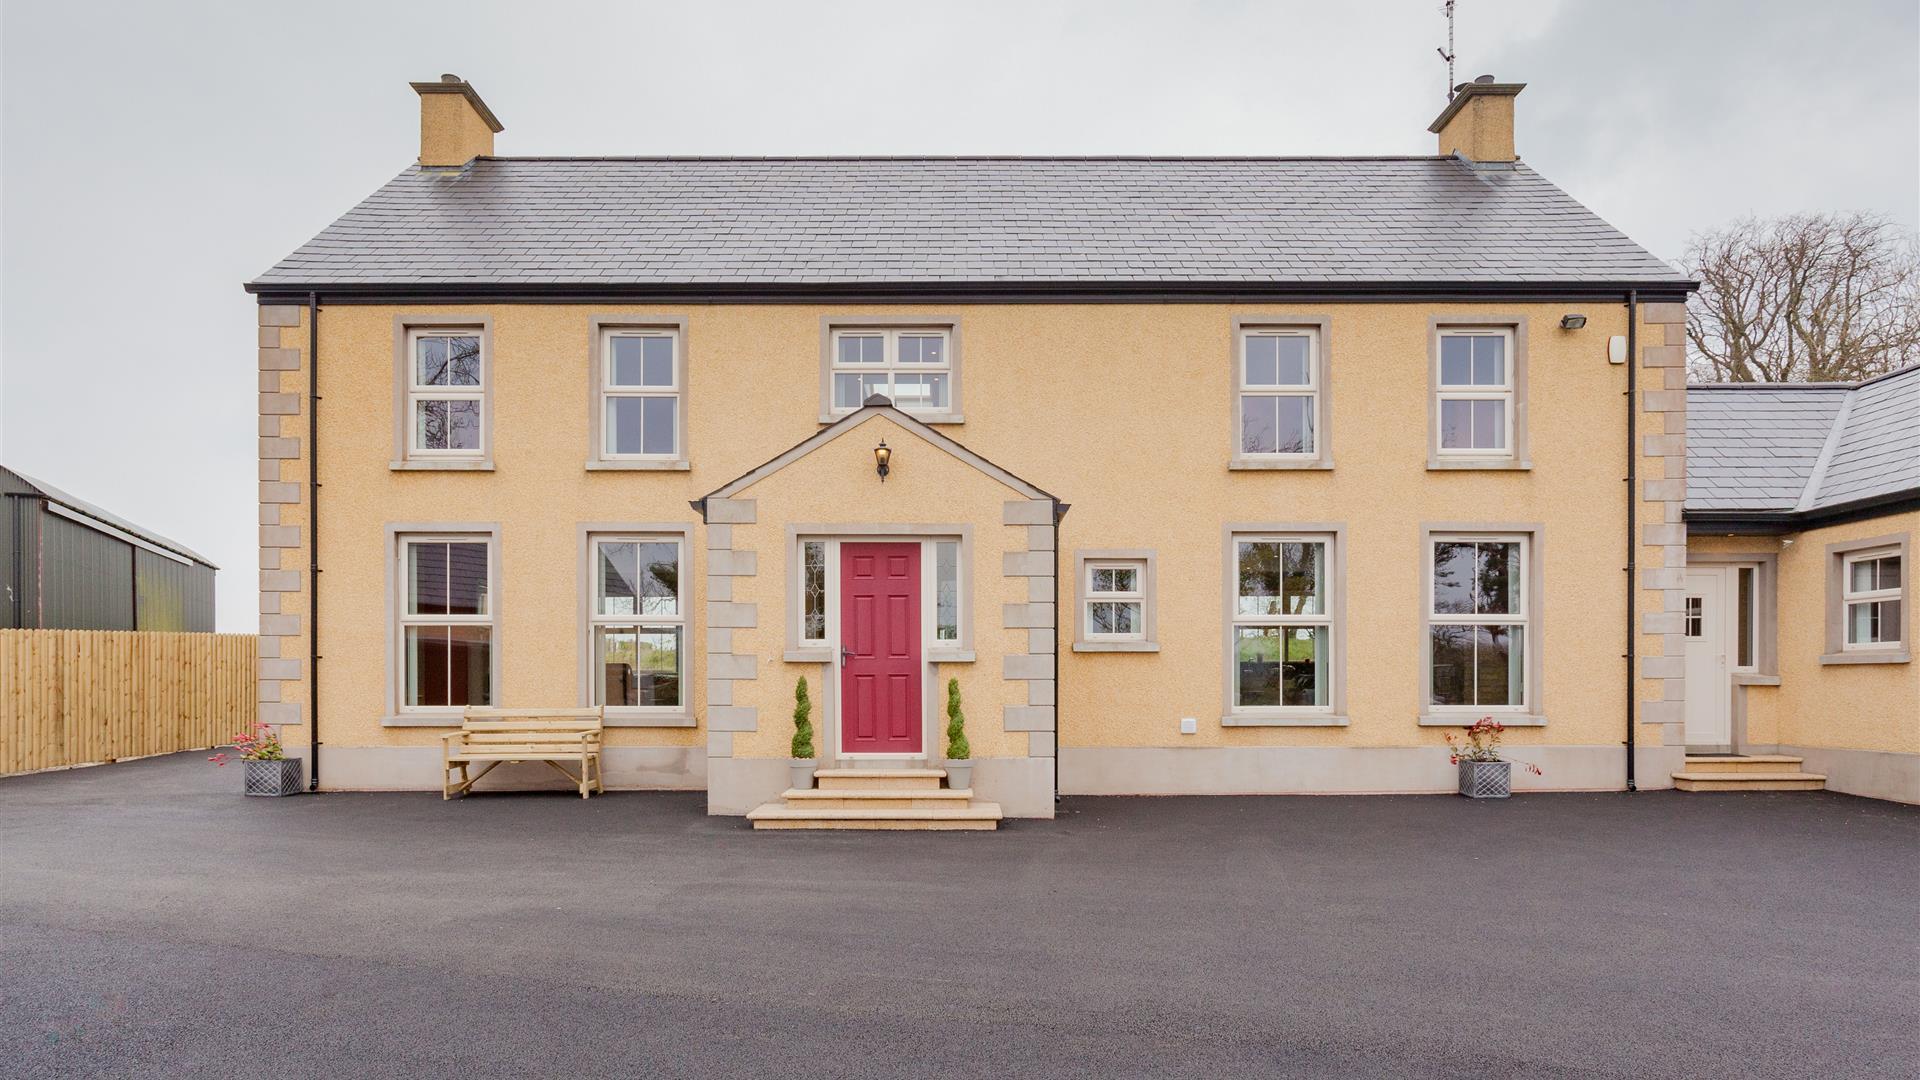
1684,213,1920,383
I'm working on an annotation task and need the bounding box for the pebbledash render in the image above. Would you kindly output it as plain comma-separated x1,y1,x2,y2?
248,73,1720,817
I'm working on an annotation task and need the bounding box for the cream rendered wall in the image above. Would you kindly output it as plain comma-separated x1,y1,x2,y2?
281,299,1660,792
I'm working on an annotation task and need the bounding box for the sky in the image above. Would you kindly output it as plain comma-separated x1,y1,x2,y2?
1,0,1915,632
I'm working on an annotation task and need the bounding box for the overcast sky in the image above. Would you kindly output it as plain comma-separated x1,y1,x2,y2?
2,0,1915,631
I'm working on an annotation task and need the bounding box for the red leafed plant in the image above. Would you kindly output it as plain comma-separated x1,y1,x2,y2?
1444,716,1543,776
208,721,285,766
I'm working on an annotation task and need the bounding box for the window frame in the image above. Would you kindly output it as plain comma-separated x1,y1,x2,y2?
1428,319,1530,470
383,524,504,726
392,318,494,470
1220,525,1347,726
1230,318,1332,470
818,317,964,425
1841,548,1905,653
575,523,696,726
1073,549,1159,653
586,316,691,471
1419,525,1546,725
1821,533,1912,665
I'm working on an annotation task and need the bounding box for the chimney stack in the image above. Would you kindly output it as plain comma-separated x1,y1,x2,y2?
409,74,503,167
1427,75,1524,163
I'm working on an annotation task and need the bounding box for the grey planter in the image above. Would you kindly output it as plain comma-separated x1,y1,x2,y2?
244,757,304,797
944,761,973,792
1458,759,1512,799
789,759,816,791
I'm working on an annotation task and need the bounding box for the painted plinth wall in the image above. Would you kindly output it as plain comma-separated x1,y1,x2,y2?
259,299,1676,809
1688,513,1920,803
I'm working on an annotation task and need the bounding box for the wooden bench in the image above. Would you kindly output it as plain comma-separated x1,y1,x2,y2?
441,708,605,800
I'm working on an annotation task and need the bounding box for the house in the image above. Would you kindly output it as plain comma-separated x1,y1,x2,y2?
244,73,1719,819
1,466,217,632
1681,366,1918,802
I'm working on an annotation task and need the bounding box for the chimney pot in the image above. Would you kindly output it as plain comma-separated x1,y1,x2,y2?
409,75,503,168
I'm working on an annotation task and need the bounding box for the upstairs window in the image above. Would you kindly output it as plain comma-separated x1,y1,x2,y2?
828,328,954,416
408,329,484,457
1238,330,1318,457
1435,328,1515,459
601,330,681,460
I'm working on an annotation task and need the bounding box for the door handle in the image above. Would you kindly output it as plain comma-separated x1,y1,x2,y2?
840,647,852,667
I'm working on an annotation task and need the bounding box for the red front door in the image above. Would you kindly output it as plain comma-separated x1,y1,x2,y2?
840,542,922,755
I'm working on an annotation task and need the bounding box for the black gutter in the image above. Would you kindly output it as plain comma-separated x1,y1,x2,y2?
1685,490,1920,533
248,280,1696,306
1624,290,1637,792
307,292,322,791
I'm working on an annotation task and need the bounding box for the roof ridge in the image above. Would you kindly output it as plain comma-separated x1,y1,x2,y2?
464,154,1477,163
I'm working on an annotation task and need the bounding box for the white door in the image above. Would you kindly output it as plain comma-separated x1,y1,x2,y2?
1682,568,1732,749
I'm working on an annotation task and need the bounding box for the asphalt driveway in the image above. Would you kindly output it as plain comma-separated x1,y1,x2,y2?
2,753,1915,1079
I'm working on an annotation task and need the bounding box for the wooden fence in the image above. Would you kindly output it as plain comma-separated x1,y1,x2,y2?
1,629,258,776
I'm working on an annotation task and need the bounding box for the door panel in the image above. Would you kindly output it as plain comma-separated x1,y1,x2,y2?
841,543,922,754
1682,568,1731,748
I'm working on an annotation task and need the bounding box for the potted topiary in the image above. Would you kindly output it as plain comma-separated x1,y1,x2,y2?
790,676,817,790
1444,716,1542,799
209,721,303,796
942,678,972,791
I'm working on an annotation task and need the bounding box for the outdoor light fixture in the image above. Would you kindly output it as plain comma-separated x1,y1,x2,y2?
1560,313,1588,330
874,439,892,482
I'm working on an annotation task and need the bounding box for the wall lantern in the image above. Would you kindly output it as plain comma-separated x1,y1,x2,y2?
874,439,892,482
1559,313,1588,330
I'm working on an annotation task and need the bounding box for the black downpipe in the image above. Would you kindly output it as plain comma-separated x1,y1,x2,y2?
1624,290,1638,792
1052,501,1064,804
307,293,322,791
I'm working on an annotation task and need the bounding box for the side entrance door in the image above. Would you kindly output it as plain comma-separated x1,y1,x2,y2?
1682,567,1731,750
840,542,923,755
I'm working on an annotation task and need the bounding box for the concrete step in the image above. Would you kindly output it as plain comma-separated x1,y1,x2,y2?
813,768,947,792
1673,770,1826,792
780,788,975,810
746,801,1002,831
1682,755,1806,774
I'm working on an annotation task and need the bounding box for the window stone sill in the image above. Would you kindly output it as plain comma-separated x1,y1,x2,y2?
605,711,696,728
1229,458,1334,471
390,459,494,472
929,649,977,663
820,411,964,426
1220,713,1349,727
1072,641,1160,653
1731,673,1782,687
1418,713,1547,727
1426,459,1533,472
585,459,691,472
784,648,833,663
1819,651,1910,666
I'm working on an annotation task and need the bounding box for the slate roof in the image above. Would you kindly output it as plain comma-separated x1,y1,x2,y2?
248,157,1688,291
0,466,217,566
1686,365,1920,518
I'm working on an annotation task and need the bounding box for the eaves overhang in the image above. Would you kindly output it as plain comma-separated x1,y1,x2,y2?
1685,490,1920,535
247,278,1697,306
